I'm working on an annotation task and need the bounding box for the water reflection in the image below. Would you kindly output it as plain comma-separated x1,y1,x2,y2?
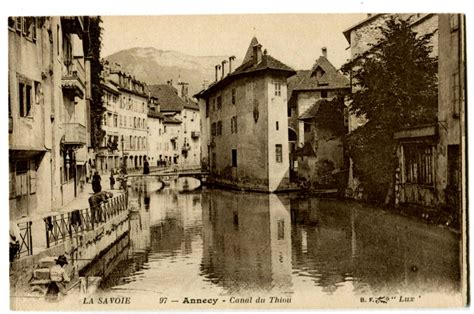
200,191,292,295
93,177,460,299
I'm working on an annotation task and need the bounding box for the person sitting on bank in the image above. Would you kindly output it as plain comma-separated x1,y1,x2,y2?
46,255,70,300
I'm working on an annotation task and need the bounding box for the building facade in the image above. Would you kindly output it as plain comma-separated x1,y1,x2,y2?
196,37,295,192
343,13,465,213
149,83,201,170
9,16,91,222
103,64,149,171
287,48,350,184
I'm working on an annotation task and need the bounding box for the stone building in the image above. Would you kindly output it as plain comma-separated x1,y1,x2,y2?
394,14,465,212
195,37,295,192
147,96,166,167
96,79,121,173
343,13,465,213
9,16,91,222
148,83,201,170
103,64,149,171
287,48,350,185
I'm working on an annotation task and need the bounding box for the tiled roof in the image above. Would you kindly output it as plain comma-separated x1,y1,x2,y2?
241,36,259,65
299,100,322,120
184,98,200,110
233,54,295,76
147,109,165,119
294,142,317,158
195,37,295,98
102,80,120,95
289,57,350,97
148,84,187,112
163,116,182,124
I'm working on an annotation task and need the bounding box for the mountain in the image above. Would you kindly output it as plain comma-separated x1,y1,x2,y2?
105,47,242,96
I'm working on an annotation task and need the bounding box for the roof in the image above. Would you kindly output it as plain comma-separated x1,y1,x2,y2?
299,101,321,120
241,36,259,65
102,80,120,95
195,37,295,99
294,142,317,158
147,110,165,119
148,84,187,112
184,98,200,110
342,14,382,44
163,116,182,124
288,57,350,100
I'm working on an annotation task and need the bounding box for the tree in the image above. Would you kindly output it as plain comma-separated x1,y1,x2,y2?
341,15,438,202
83,16,105,150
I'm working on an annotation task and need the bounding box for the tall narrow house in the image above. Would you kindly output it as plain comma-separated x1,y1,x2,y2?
195,37,295,192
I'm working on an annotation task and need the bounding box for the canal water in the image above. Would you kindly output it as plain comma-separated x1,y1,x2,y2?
84,176,461,303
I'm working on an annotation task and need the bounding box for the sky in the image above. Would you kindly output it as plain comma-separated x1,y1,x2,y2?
101,14,366,70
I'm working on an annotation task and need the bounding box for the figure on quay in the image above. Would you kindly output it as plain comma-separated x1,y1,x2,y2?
92,170,102,193
45,255,70,301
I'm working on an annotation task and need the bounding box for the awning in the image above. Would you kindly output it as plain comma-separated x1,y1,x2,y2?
9,147,48,159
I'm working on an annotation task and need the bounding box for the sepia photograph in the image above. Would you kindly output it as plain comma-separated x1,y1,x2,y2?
7,9,468,311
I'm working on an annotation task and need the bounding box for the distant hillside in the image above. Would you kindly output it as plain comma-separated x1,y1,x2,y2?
105,47,242,96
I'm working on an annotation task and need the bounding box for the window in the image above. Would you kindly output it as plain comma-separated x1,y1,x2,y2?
276,121,279,130
404,144,434,185
8,17,16,30
217,121,222,136
274,82,282,96
232,88,236,104
452,72,460,117
287,106,292,117
211,122,217,136
231,116,238,134
304,123,311,133
277,219,285,240
232,149,237,167
113,114,118,127
103,113,107,126
321,90,328,98
15,161,29,196
129,135,133,149
217,96,222,110
275,144,283,163
18,80,33,117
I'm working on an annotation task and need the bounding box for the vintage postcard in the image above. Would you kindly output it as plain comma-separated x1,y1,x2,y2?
8,13,467,310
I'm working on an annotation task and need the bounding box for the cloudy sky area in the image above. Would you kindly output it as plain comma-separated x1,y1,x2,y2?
102,14,366,70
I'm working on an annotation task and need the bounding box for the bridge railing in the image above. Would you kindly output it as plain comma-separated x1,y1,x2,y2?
44,193,128,248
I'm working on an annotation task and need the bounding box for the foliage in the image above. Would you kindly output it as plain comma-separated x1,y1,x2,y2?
313,95,347,136
341,15,438,202
83,16,105,150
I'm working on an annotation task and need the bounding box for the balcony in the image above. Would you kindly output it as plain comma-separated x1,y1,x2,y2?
63,123,87,146
61,16,84,38
191,131,200,138
61,60,85,99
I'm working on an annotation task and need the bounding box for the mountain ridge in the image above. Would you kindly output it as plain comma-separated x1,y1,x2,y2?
105,47,242,95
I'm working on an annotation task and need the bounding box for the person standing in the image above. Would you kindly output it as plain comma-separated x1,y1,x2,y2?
109,170,115,190
92,171,102,193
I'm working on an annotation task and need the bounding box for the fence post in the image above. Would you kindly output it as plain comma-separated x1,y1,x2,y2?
44,218,50,249
28,221,33,255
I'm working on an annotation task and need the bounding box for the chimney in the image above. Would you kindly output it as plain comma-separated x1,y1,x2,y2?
215,65,221,81
367,13,372,18
221,60,227,79
322,47,327,58
229,56,236,73
252,43,262,64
